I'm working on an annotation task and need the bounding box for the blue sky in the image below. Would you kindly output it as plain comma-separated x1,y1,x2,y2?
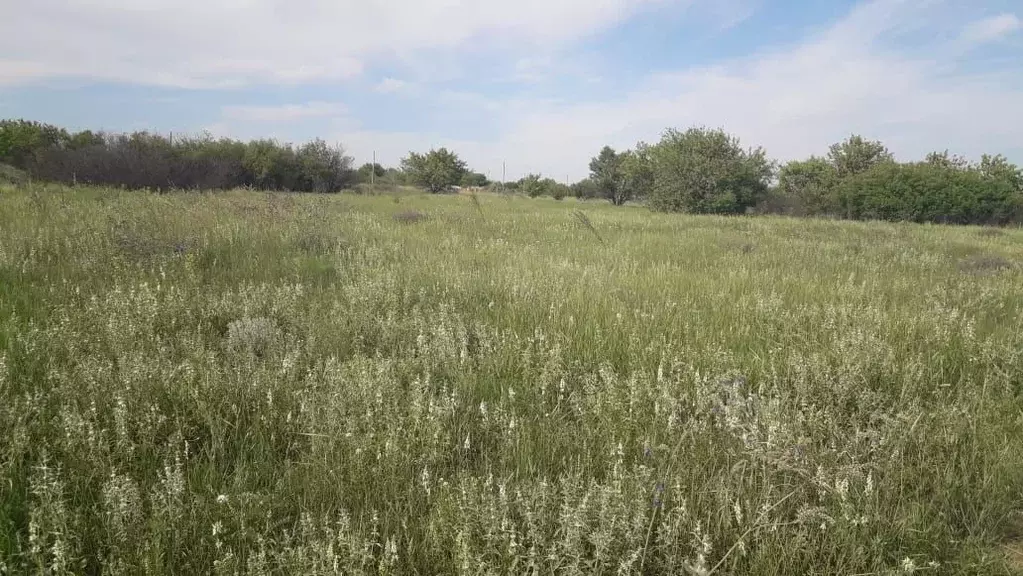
1,0,1021,181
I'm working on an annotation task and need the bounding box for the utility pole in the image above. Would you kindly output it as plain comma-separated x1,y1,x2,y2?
371,150,376,194
502,161,506,192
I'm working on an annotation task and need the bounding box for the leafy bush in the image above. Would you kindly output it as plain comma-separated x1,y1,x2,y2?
775,157,839,216
401,148,467,193
647,127,774,214
827,135,892,177
834,161,1023,225
356,162,386,184
551,182,569,200
0,163,28,186
2,120,355,192
570,178,600,200
460,172,489,188
519,173,546,198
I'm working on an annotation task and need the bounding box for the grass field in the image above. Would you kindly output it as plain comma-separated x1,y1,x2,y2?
1,185,1023,575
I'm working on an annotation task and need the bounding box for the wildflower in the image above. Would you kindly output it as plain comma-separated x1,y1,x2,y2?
216,494,229,505
652,482,665,509
901,557,917,573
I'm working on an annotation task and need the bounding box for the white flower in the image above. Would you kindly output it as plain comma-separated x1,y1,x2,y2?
216,494,229,505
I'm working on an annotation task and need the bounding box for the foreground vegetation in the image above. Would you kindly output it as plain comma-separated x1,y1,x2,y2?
1,185,1023,574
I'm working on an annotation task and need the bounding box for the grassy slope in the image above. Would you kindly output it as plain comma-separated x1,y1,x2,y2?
1,185,1022,574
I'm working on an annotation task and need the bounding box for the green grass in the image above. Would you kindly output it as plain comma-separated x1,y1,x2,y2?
1,185,1023,575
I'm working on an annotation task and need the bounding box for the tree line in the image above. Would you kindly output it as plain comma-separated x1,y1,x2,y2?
580,129,1022,225
3,118,1021,225
0,119,356,192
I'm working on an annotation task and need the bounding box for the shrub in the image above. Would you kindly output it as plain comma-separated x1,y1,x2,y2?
0,163,28,186
520,174,546,198
834,161,1023,225
570,178,601,200
776,157,839,216
551,183,569,200
401,148,467,193
647,127,774,214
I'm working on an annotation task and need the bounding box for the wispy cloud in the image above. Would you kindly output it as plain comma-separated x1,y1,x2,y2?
221,102,348,123
959,13,1021,45
0,0,677,88
320,0,1023,180
374,78,411,94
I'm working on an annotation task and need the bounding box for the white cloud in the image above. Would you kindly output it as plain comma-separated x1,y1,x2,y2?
320,0,1023,181
374,78,410,94
960,13,1021,45
222,101,348,123
0,0,676,88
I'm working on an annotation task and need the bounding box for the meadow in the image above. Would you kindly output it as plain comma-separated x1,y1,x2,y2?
1,185,1022,575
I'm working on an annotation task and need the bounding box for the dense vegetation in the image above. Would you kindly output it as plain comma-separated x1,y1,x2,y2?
1,187,1022,574
3,118,1022,225
0,119,356,192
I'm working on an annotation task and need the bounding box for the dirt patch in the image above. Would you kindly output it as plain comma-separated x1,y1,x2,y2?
1005,542,1023,571
1000,511,1023,572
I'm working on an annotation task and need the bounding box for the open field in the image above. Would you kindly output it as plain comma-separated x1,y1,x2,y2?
1,185,1023,574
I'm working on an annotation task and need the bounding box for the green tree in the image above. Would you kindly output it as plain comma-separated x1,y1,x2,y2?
0,119,71,170
460,172,489,187
519,173,546,198
977,154,1023,192
401,148,468,193
570,178,600,199
550,182,570,200
827,135,893,177
777,156,839,215
924,150,971,171
589,146,630,205
834,161,1022,225
647,127,774,214
621,144,654,201
296,139,355,192
357,162,386,184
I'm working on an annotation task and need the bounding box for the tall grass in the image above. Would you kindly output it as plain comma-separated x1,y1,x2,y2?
1,185,1022,574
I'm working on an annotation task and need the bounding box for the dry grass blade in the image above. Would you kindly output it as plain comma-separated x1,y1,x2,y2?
470,191,486,222
572,209,605,245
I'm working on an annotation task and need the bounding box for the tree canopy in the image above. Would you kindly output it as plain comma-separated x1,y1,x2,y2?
400,148,468,193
